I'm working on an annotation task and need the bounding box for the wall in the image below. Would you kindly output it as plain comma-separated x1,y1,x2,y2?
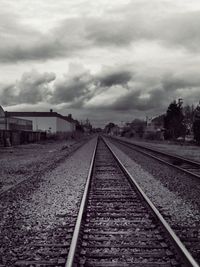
8,117,32,131
0,130,46,146
71,122,76,131
13,116,74,139
0,118,5,130
56,117,72,132
0,106,5,117
15,116,57,133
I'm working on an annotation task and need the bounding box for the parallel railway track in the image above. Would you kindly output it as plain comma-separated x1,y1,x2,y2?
108,136,200,263
109,137,200,180
66,137,198,267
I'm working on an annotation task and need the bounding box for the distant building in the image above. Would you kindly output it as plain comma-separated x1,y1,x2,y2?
6,110,75,137
63,114,77,131
193,104,200,122
144,114,165,140
146,114,165,132
110,125,120,136
82,119,92,133
0,106,4,117
0,106,32,131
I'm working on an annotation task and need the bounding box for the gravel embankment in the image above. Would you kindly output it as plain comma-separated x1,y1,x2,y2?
110,138,200,211
0,137,97,266
107,138,200,223
106,138,200,262
114,136,200,162
0,138,89,194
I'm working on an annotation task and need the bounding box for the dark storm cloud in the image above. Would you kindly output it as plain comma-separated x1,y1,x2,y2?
98,70,132,87
0,12,60,63
0,14,135,63
0,15,88,63
1,66,133,108
2,69,90,107
0,84,15,106
108,89,165,111
2,0,200,127
51,71,93,105
17,71,56,104
0,26,87,63
0,41,67,63
50,67,133,107
80,10,200,51
0,14,141,63
1,6,200,64
162,72,200,91
1,65,200,115
158,11,200,51
85,18,136,47
0,70,56,105
108,73,200,112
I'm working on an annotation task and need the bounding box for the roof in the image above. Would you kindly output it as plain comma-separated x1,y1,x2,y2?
151,114,165,124
6,111,72,123
63,116,78,125
0,106,5,117
8,117,32,124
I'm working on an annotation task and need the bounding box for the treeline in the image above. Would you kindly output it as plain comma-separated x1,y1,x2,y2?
164,100,200,143
104,99,200,144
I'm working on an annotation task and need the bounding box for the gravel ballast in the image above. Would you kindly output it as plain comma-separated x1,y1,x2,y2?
0,138,89,194
115,136,200,162
106,138,200,262
0,137,97,266
110,137,200,211
106,138,200,224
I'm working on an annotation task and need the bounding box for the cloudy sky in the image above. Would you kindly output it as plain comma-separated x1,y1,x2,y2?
1,0,200,126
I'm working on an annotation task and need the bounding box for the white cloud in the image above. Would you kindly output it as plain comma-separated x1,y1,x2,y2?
1,0,200,125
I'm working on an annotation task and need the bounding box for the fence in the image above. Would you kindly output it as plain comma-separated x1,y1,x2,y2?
0,130,46,146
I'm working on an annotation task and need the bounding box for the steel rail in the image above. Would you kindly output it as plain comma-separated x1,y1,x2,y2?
65,136,199,267
103,137,199,267
112,136,200,165
65,137,98,267
117,138,200,165
110,136,200,179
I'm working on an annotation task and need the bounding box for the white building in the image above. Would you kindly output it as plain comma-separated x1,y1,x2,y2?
6,110,75,136
0,106,32,131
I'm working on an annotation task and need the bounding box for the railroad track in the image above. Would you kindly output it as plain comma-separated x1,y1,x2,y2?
107,136,200,263
108,137,200,180
14,222,76,267
2,139,90,267
66,137,198,267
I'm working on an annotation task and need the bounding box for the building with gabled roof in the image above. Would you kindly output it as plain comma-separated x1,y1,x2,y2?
0,106,32,131
6,109,75,136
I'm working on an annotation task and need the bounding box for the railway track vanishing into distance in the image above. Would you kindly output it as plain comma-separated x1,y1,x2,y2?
107,137,200,262
109,137,200,180
66,137,198,267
